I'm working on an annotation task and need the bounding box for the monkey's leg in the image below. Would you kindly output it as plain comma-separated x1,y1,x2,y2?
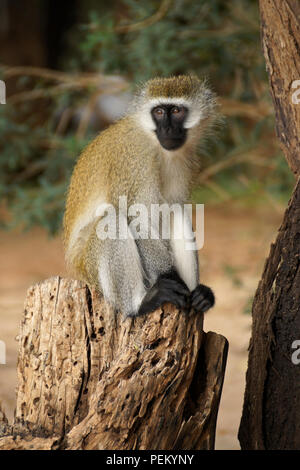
97,235,148,317
137,269,190,317
84,210,147,317
190,284,215,313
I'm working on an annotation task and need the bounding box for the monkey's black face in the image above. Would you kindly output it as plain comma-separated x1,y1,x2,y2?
151,104,188,151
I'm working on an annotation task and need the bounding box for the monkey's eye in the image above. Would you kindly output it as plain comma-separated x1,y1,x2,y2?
153,107,165,117
171,106,185,116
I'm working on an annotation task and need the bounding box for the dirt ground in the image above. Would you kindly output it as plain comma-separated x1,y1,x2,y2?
0,203,284,449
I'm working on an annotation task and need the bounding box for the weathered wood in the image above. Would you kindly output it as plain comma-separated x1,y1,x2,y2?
0,277,228,450
239,0,300,450
259,0,300,176
0,435,56,451
0,403,11,438
239,180,300,449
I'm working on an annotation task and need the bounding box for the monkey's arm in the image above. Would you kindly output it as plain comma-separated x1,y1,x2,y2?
136,206,215,317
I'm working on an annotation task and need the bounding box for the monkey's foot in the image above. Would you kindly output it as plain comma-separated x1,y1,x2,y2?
190,284,215,314
137,278,190,316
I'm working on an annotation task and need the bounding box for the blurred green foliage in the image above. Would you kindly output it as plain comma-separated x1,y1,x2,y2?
0,0,295,234
223,263,244,288
0,103,89,234
243,295,254,315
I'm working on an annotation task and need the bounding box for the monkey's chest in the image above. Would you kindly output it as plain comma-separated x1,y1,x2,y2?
160,158,189,204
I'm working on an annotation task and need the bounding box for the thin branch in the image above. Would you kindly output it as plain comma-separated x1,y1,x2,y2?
220,97,272,119
1,65,73,82
75,90,104,139
1,64,129,92
55,107,74,135
198,146,275,183
115,0,172,33
7,80,127,105
204,180,232,200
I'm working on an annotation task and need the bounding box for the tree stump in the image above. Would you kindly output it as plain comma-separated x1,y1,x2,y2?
0,277,228,450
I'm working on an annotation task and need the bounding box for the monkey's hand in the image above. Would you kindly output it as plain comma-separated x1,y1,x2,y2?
190,284,215,314
137,276,190,317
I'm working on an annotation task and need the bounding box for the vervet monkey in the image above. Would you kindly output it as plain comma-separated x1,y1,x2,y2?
64,75,217,317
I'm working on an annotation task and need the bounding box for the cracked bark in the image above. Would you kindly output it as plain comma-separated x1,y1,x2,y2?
238,0,300,450
0,277,228,450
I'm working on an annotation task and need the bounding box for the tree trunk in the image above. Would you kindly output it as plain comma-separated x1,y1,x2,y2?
0,277,228,450
239,0,300,450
